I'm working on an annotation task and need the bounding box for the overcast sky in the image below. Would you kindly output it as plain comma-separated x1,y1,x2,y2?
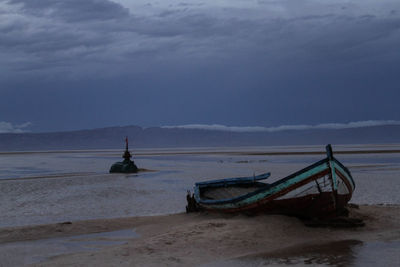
1,0,399,132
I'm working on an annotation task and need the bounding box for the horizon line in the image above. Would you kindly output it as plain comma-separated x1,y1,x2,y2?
1,120,400,134
162,120,400,133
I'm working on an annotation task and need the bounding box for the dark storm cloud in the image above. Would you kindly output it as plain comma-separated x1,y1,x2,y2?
8,0,130,22
1,0,263,80
299,16,400,61
1,0,400,131
1,0,132,80
2,0,400,79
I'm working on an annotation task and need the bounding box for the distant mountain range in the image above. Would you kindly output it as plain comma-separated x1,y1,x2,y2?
0,124,399,151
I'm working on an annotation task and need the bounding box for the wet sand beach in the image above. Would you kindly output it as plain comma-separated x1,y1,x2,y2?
0,205,399,266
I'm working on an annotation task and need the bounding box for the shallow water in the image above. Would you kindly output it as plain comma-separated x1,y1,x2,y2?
0,145,399,266
0,229,138,266
0,145,399,227
204,240,400,267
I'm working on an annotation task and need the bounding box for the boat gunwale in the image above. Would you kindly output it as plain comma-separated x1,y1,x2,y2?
206,170,334,212
195,172,271,187
195,156,353,206
195,157,329,205
332,157,355,189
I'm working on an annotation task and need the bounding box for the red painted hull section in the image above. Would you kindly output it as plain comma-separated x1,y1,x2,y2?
216,192,352,218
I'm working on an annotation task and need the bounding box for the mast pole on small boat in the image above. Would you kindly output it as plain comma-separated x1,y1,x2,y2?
326,144,338,210
123,136,132,161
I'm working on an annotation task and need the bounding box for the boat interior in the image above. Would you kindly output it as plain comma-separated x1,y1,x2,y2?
200,182,269,201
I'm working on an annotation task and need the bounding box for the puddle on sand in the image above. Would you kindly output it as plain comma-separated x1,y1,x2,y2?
204,240,400,267
0,229,138,266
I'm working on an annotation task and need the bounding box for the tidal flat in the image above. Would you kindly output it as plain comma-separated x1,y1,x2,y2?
0,144,399,266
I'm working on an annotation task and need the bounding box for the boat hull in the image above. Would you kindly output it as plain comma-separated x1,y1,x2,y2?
191,145,355,218
207,191,352,218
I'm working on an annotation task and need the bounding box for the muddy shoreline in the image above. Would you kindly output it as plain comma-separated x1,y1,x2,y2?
1,205,399,266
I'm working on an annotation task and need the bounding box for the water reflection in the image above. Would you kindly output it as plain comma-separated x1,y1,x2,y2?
206,240,400,267
241,240,362,266
0,229,138,266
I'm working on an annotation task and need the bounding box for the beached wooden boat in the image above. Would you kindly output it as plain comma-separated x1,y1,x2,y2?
187,145,355,218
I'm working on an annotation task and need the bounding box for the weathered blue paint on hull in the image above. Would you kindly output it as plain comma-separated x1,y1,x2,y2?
195,172,271,187
198,162,329,209
192,145,354,218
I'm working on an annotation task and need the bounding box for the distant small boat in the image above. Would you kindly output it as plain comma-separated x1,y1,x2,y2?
110,137,138,173
187,145,355,218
